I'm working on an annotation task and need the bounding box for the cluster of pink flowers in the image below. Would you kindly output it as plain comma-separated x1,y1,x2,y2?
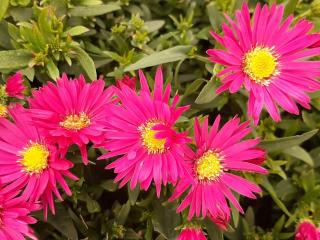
0,2,319,239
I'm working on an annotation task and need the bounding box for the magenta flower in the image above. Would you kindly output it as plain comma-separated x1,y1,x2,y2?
28,74,114,165
207,3,320,124
0,189,39,240
0,105,78,218
99,67,190,197
116,75,137,89
5,72,26,99
169,116,267,222
295,220,319,240
177,227,207,240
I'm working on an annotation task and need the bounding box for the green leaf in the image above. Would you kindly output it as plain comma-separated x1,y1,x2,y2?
203,218,223,240
46,205,78,240
152,201,181,240
63,26,89,37
195,79,218,104
145,20,165,33
184,78,204,96
284,0,299,18
124,46,192,72
0,49,32,70
128,185,140,206
72,45,97,81
283,146,314,167
100,179,118,192
69,3,121,17
261,176,292,217
259,130,318,152
46,59,60,80
206,2,224,31
0,0,9,20
86,198,101,213
116,201,131,225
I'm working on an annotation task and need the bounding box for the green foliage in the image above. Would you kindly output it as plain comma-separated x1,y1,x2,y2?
0,0,320,239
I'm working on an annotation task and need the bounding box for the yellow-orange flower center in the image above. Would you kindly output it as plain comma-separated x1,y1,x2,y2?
243,47,278,85
60,113,90,130
0,104,7,118
20,143,49,174
140,121,166,154
196,150,223,181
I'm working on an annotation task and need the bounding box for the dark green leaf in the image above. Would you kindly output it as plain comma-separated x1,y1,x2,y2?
259,130,318,152
69,3,121,17
0,49,32,70
124,46,192,72
195,79,218,104
72,45,97,81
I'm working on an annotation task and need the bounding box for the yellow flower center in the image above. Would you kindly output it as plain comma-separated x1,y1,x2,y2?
20,143,49,174
0,104,7,118
60,113,91,130
140,121,166,154
196,150,223,181
243,47,278,85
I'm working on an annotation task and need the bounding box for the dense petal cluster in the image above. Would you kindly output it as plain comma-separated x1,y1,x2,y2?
177,227,207,240
0,189,39,240
295,220,320,240
5,72,26,99
170,116,266,222
28,74,114,164
99,67,190,197
208,3,320,124
0,105,78,218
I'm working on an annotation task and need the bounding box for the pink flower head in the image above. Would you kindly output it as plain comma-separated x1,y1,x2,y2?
177,227,207,240
99,66,190,197
116,75,137,89
5,72,25,99
0,188,39,240
0,105,78,218
207,3,320,125
28,74,114,165
295,220,319,240
169,116,267,222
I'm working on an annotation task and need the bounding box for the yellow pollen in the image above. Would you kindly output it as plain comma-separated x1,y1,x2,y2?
140,121,166,154
20,143,49,174
243,47,278,85
60,113,90,130
0,104,7,118
196,150,223,181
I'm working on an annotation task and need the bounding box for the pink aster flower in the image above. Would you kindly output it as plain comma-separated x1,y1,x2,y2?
295,220,319,240
177,227,207,240
116,75,137,89
0,105,78,218
169,116,267,221
0,188,39,240
5,72,26,99
28,74,114,165
207,3,320,124
99,66,190,197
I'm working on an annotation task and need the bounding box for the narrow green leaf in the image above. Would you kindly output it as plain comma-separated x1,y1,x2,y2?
195,79,218,104
259,129,318,152
184,79,204,96
128,185,140,206
46,59,60,80
284,0,299,18
283,146,314,167
145,20,165,33
152,201,180,240
45,205,78,240
116,201,131,225
203,218,223,240
69,3,121,17
261,176,292,217
206,2,224,31
72,45,97,81
63,26,89,37
0,49,32,70
100,180,118,192
0,0,9,20
124,46,192,72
